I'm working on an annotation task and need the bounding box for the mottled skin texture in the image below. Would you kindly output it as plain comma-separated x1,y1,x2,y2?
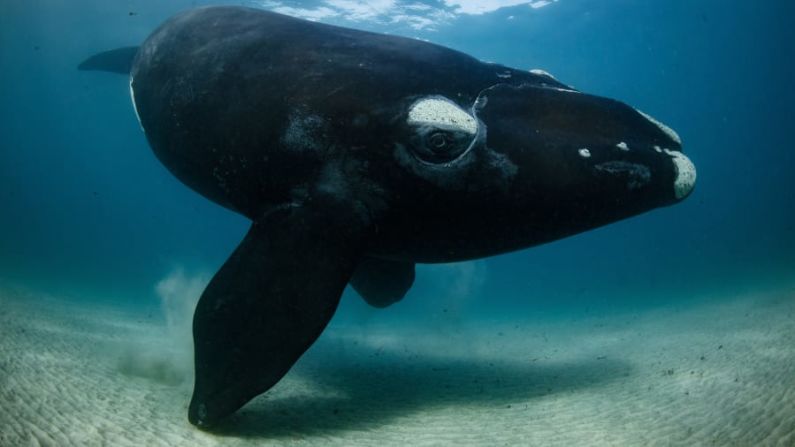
113,6,695,427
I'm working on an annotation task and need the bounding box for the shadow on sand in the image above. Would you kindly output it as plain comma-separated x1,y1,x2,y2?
209,334,631,439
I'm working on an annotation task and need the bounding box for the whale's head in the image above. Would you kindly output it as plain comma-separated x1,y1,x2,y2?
387,74,695,260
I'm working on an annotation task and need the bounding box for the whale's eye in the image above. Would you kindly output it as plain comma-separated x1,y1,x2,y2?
406,96,478,164
427,132,449,150
411,128,473,163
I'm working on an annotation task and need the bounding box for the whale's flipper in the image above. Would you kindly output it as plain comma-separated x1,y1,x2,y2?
188,205,361,428
350,257,415,308
78,46,139,74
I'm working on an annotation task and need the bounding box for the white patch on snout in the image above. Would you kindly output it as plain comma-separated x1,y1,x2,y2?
635,109,682,145
664,149,697,199
616,141,629,151
129,76,143,131
407,97,478,135
529,68,556,80
578,148,591,158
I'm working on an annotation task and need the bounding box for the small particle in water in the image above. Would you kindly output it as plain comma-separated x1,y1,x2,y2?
596,356,607,360
718,345,723,350
128,11,137,16
700,356,706,361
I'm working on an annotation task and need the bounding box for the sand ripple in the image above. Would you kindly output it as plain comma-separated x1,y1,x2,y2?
1,288,793,446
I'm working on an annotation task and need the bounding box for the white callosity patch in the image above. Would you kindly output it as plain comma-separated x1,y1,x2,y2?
578,148,591,158
653,145,663,153
529,68,556,80
129,77,143,131
408,97,478,135
529,69,578,92
616,142,629,151
635,109,682,145
665,149,697,199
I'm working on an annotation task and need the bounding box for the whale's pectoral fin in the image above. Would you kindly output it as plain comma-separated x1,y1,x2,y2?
78,46,139,74
188,205,361,428
350,257,415,308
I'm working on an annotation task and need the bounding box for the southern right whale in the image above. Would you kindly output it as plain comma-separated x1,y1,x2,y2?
80,6,696,427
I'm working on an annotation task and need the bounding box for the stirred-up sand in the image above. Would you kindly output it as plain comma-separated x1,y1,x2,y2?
1,285,793,446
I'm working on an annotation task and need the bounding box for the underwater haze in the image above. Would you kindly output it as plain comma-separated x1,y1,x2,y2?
1,0,794,445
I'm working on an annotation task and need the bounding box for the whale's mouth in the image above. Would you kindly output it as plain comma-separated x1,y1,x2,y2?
587,142,696,201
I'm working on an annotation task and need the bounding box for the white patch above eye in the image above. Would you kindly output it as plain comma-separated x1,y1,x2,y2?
407,97,478,135
578,148,591,158
616,141,629,151
129,76,143,131
664,149,697,199
635,109,682,145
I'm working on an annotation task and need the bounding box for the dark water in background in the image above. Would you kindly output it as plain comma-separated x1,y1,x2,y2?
0,0,793,323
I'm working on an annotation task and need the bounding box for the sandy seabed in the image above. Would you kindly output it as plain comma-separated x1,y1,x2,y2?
1,285,794,447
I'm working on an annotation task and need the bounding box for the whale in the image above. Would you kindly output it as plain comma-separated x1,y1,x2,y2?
79,6,696,427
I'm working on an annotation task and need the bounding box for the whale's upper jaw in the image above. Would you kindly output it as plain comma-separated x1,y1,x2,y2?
472,83,695,212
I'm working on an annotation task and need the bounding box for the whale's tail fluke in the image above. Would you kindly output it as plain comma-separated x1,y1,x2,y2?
78,46,139,74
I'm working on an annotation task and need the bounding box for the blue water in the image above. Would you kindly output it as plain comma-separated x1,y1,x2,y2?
0,0,793,323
